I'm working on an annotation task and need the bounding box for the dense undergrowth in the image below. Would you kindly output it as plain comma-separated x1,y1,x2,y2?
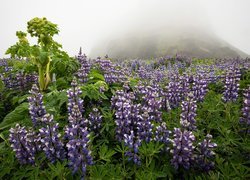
0,54,249,180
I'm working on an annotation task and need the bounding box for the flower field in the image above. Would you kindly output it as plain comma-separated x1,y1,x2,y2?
0,18,249,179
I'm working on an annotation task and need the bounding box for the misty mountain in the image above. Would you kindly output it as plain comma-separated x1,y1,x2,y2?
90,27,248,59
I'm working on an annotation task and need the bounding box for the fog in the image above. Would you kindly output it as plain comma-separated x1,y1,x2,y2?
0,0,249,58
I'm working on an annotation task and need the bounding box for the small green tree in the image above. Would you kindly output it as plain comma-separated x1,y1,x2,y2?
6,17,67,91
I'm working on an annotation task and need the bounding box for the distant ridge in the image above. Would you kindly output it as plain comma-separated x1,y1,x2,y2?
90,27,248,59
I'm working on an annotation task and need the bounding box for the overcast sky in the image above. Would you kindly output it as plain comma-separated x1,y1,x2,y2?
0,0,249,57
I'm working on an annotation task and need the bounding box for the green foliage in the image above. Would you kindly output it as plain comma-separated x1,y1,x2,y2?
1,66,250,179
89,164,125,180
6,17,75,91
45,161,71,180
27,17,59,48
135,160,168,180
80,81,108,101
0,102,30,132
0,143,18,180
5,31,30,58
0,79,4,92
240,69,250,90
139,141,164,167
98,144,116,163
87,69,105,83
51,56,80,79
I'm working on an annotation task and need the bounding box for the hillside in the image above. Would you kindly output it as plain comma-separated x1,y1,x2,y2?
90,27,248,59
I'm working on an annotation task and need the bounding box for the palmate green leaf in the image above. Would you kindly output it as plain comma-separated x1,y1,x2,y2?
139,141,164,158
80,83,108,101
12,165,45,180
81,84,99,100
11,94,29,106
98,144,116,162
0,102,30,131
44,90,67,111
115,143,129,154
51,58,66,76
46,161,70,179
89,165,109,180
87,69,105,83
106,164,125,180
136,166,167,180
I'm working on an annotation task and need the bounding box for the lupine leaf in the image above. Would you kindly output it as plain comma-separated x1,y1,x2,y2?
0,102,30,130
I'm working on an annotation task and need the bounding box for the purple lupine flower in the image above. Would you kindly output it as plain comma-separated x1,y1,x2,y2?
195,134,217,171
67,78,84,115
27,84,46,126
123,81,130,92
15,71,38,91
88,108,102,133
38,114,65,163
206,65,217,83
192,75,208,102
240,86,250,134
26,72,38,87
128,104,153,164
77,50,90,83
112,90,151,164
141,85,162,122
77,47,88,65
9,124,37,164
124,131,141,165
104,69,118,84
65,79,93,176
3,74,16,90
222,67,241,102
65,105,93,175
136,66,154,80
170,128,195,170
179,74,190,101
16,71,27,90
95,59,112,71
94,58,127,84
154,122,171,145
180,93,197,131
1,63,15,90
152,69,165,83
113,90,134,141
136,110,154,143
166,74,182,108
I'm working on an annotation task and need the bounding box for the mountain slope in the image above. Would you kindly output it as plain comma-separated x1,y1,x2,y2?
90,27,248,59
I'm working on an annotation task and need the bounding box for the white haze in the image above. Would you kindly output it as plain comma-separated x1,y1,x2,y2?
0,0,249,57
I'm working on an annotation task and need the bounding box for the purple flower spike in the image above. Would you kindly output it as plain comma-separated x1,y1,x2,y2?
27,84,46,126
154,122,171,145
170,128,195,170
38,114,66,163
180,93,197,131
240,86,250,134
65,79,93,176
9,124,37,164
67,78,84,115
196,134,217,171
88,108,102,133
222,67,240,102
